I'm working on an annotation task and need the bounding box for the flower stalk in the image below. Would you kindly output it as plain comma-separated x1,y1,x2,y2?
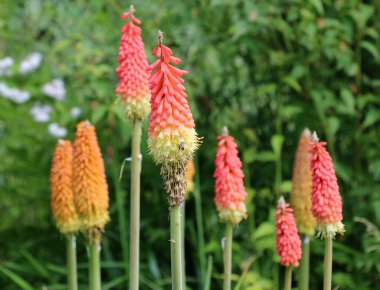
129,119,142,290
170,205,183,290
223,222,233,290
299,236,311,290
67,234,78,290
89,242,101,290
284,266,292,290
323,236,333,290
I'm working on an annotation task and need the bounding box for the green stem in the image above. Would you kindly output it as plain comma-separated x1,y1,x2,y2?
129,120,142,290
223,222,233,290
299,236,310,290
181,204,186,289
113,156,128,277
194,158,206,286
89,242,101,290
170,205,183,290
323,237,333,290
284,266,292,290
66,234,78,290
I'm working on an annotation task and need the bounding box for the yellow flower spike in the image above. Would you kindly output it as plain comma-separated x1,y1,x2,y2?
73,121,110,242
50,140,81,234
185,160,195,196
290,128,317,236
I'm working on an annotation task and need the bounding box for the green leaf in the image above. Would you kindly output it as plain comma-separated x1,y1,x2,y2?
310,0,324,15
0,266,34,290
363,108,380,128
361,41,380,60
282,76,302,92
271,135,284,158
254,151,276,162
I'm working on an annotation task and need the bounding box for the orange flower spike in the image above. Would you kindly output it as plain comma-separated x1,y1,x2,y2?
73,121,109,239
276,196,302,267
290,128,316,236
214,127,248,224
50,140,81,234
116,5,150,121
147,31,200,166
309,132,345,238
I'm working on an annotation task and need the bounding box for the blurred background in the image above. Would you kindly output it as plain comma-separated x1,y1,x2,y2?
1,0,380,289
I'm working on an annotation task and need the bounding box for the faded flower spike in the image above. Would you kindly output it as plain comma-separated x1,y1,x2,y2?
50,140,81,234
276,196,302,267
116,5,150,122
214,127,248,224
309,132,345,239
290,128,316,236
147,31,201,206
73,121,109,241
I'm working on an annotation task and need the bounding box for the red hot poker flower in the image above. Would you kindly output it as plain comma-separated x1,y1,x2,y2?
147,32,200,166
214,127,247,224
115,5,150,121
309,132,344,238
276,196,302,267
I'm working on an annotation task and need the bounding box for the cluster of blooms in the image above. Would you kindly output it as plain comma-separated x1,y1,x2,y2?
309,132,344,238
48,123,68,138
0,82,31,104
290,128,316,237
72,121,109,241
50,140,81,234
30,103,52,123
0,57,14,76
19,52,43,74
214,128,247,224
116,5,150,121
51,121,109,242
42,79,66,101
275,196,302,267
147,33,200,206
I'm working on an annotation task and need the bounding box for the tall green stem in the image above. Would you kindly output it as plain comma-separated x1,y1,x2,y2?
181,204,186,289
284,266,292,290
89,242,101,290
194,158,206,287
223,222,233,290
170,205,183,290
323,237,333,290
299,235,310,290
66,234,78,290
129,120,142,290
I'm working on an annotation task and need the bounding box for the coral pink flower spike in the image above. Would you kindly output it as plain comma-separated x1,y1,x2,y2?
309,132,345,238
147,31,199,166
214,127,247,224
116,5,150,121
275,196,302,267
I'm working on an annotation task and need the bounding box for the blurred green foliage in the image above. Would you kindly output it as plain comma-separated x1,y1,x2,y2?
1,0,380,289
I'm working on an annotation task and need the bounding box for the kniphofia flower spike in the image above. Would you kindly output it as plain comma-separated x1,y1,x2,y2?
116,5,150,121
147,31,200,206
290,128,316,236
73,121,109,242
276,196,302,267
309,132,344,238
214,127,248,224
51,140,80,234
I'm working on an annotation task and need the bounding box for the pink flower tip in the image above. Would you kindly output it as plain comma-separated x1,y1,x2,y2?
309,132,345,238
275,197,302,267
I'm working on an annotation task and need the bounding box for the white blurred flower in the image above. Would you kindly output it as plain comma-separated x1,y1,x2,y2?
70,107,82,118
19,52,43,74
0,82,31,104
0,57,14,76
42,79,66,101
48,123,67,138
30,103,52,123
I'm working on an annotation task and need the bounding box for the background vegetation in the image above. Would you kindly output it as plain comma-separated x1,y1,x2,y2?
1,0,380,289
